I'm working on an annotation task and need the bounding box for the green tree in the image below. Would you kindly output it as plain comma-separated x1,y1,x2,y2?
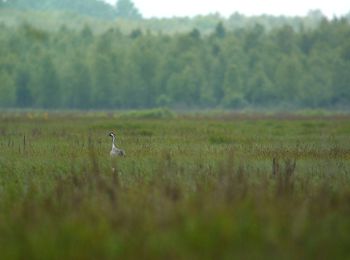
274,55,303,104
66,61,92,109
222,64,245,108
130,42,158,107
80,24,94,43
246,66,274,105
4,0,117,19
37,56,61,108
92,54,114,108
244,24,265,52
0,71,15,107
15,68,32,108
214,22,226,38
300,53,333,107
332,59,350,106
273,25,296,54
209,57,225,104
115,0,142,20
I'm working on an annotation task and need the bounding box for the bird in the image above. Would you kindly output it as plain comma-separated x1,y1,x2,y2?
109,131,125,157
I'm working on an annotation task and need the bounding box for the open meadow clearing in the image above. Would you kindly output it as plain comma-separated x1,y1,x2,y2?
0,111,350,259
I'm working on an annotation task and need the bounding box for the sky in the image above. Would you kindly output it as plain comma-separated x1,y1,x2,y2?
104,0,350,18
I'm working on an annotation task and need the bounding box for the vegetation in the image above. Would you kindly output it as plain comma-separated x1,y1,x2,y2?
0,16,349,110
0,0,141,19
0,1,349,110
0,112,349,258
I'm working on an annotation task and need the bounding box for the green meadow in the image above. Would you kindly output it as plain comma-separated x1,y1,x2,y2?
0,111,350,259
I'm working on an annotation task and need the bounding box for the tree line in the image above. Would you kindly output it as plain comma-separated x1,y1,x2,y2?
0,0,142,20
0,18,349,109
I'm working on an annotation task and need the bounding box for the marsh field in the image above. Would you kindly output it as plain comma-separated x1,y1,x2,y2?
0,111,350,259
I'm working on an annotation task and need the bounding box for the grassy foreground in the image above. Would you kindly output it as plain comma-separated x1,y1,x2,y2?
0,112,350,259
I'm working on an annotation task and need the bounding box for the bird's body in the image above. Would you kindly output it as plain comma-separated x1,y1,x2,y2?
109,132,125,157
110,145,125,157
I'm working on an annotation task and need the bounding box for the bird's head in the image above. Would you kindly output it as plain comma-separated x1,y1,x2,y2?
108,131,116,138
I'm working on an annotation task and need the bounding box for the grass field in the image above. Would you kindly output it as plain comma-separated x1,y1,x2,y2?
0,111,350,259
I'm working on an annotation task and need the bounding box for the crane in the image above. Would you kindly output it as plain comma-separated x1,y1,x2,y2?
109,131,125,157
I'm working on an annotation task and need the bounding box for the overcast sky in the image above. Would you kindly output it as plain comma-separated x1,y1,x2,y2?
104,0,349,18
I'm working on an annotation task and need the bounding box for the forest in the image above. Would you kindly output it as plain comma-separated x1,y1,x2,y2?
0,0,350,110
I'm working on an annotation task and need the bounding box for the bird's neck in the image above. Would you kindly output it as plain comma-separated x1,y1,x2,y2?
112,136,116,148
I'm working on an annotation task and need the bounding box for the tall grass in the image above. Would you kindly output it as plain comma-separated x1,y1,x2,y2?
0,112,349,259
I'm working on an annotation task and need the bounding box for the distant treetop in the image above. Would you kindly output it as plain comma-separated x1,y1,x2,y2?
0,0,143,20
115,0,142,20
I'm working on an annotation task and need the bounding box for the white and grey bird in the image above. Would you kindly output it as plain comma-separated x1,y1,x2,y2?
109,131,125,157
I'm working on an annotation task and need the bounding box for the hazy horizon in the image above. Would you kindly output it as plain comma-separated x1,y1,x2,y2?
104,0,350,18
